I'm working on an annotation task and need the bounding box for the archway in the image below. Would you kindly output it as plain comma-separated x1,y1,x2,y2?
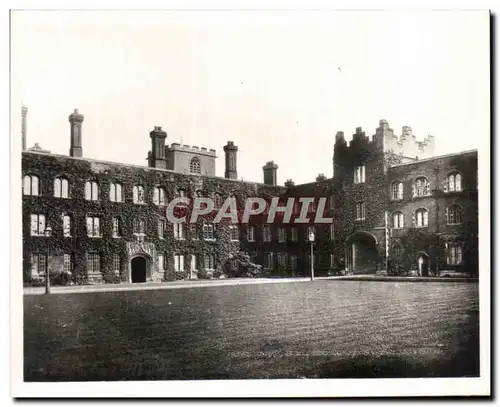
131,256,147,283
345,231,379,274
417,253,429,277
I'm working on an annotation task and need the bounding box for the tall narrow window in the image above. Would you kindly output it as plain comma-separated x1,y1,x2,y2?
133,185,145,204
109,182,123,202
86,216,101,237
447,205,463,224
415,208,429,227
392,212,404,229
112,254,121,275
174,223,184,239
278,228,287,243
174,254,185,272
31,253,46,277
262,225,271,242
153,186,166,206
354,166,366,184
190,223,198,240
391,182,403,200
247,226,255,242
86,253,100,274
191,255,198,272
290,255,297,271
62,214,71,237
85,181,99,201
133,219,146,235
23,175,40,196
214,193,223,208
158,219,165,239
30,214,46,236
63,254,72,274
355,202,366,220
203,222,215,240
264,253,273,270
277,252,287,268
112,217,121,237
190,157,201,174
447,173,462,192
54,177,69,198
330,224,335,240
229,225,239,241
290,227,298,242
205,254,216,271
414,177,430,197
158,254,165,273
447,244,463,265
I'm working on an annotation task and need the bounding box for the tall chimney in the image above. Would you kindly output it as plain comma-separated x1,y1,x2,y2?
149,126,167,169
263,161,278,186
223,141,238,179
69,108,84,157
21,105,28,150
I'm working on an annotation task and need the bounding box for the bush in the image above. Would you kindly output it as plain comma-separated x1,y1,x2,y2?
223,252,262,278
102,272,121,284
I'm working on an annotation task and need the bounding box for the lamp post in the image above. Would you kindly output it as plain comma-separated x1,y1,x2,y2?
44,226,52,294
309,231,315,281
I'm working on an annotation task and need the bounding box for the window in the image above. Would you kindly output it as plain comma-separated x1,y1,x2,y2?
290,227,298,242
414,177,430,197
354,166,366,184
229,225,239,241
391,182,403,200
447,244,463,265
54,177,69,198
86,253,101,274
190,223,198,239
247,226,255,242
392,212,404,229
109,183,123,202
415,208,429,227
191,255,198,271
190,157,201,174
278,228,287,243
290,255,297,271
214,193,223,208
277,253,287,268
330,224,335,240
393,245,402,257
153,186,166,206
85,181,99,201
205,254,216,271
112,254,121,275
158,254,165,273
112,217,121,237
86,216,101,237
23,175,39,196
31,253,46,277
158,219,165,239
63,254,72,274
308,226,316,237
447,173,462,192
329,195,335,210
62,214,71,237
133,219,146,235
264,253,273,270
174,223,184,239
30,214,46,236
447,205,463,225
133,185,145,204
203,222,215,240
330,253,335,268
355,202,366,220
174,254,185,272
262,225,271,242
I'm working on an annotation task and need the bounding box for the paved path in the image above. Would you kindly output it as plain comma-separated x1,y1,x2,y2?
23,274,476,295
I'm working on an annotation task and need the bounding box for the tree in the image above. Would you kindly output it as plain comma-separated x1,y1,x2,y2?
223,251,262,278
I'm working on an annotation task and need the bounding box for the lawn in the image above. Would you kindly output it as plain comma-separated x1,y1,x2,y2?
23,280,479,381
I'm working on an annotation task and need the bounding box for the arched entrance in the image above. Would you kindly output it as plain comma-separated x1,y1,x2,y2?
345,231,379,274
131,256,147,283
417,253,429,277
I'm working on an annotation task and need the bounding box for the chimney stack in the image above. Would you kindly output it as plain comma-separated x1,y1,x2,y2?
284,179,295,188
263,161,278,186
21,105,28,151
149,126,167,169
223,141,238,180
69,108,84,157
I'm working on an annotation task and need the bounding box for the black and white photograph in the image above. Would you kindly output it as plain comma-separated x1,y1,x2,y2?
9,5,491,398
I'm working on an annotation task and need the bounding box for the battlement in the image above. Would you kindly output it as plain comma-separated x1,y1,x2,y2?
167,143,217,157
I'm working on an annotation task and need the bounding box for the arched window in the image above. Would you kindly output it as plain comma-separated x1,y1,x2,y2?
23,175,39,196
190,157,201,174
54,177,69,198
414,177,430,197
391,181,403,200
415,208,429,227
85,181,99,201
109,182,123,202
153,186,166,206
447,204,463,224
133,185,145,204
447,173,462,192
392,211,404,229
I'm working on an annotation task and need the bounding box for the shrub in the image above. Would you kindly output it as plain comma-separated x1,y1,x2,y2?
223,252,262,278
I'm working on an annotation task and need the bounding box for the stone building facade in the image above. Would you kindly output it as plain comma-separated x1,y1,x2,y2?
21,110,478,285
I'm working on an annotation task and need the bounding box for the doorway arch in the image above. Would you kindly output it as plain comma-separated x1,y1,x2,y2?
417,252,429,277
345,231,379,274
131,256,148,283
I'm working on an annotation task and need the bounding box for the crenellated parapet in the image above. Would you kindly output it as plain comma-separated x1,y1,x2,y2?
166,143,217,157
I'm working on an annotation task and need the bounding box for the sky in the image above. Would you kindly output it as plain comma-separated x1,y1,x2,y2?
11,10,489,185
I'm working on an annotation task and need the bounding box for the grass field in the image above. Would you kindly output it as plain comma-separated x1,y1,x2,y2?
23,280,479,381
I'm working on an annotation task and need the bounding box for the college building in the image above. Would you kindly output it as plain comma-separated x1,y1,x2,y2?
21,108,478,285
